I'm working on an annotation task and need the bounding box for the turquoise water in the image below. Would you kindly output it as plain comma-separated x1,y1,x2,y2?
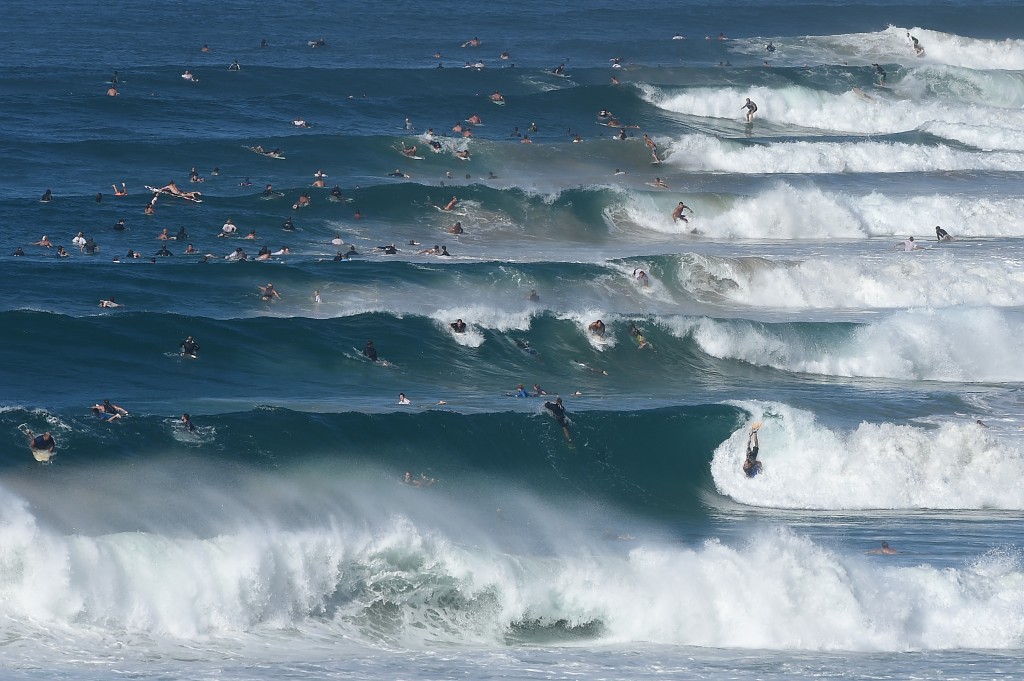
3,1,1024,678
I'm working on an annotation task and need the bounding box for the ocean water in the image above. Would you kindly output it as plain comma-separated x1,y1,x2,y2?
3,0,1024,678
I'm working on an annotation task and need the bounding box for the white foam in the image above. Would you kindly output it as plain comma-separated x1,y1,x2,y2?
713,402,1024,510
674,248,1024,309
667,308,1024,382
6,478,1024,652
659,132,1024,174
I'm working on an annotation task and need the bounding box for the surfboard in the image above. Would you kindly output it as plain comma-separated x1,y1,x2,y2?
573,360,608,375
433,205,467,216
491,99,506,106
852,87,874,102
259,191,285,199
144,186,203,203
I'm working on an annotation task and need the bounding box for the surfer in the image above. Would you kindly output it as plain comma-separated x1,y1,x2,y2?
448,221,464,234
282,217,295,231
261,183,276,197
28,430,56,456
259,282,281,300
228,59,240,71
743,427,762,477
293,193,311,209
526,289,540,302
935,225,953,242
866,541,897,555
34,235,52,248
112,182,128,196
628,322,651,349
363,340,378,362
633,269,650,287
553,63,565,75
489,90,505,103
155,243,173,257
439,245,451,256
398,393,412,405
908,33,924,56
99,296,120,308
766,40,776,53
742,98,758,123
871,63,886,86
388,169,410,178
181,413,197,432
533,384,548,396
377,243,398,254
671,201,693,223
41,189,52,202
97,399,130,420
514,384,530,398
442,196,459,211
652,177,669,189
403,471,436,486
180,335,200,358
588,319,606,338
898,236,923,251
418,244,440,255
314,290,322,304
544,397,572,443
220,219,237,236
330,185,343,199
450,319,467,333
225,247,247,261
157,180,200,200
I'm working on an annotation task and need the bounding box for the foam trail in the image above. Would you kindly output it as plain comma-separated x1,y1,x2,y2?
712,402,1024,509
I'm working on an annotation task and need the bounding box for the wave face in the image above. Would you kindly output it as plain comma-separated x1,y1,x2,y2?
4,0,1024,678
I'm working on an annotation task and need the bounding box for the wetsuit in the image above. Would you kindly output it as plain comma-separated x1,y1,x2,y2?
364,343,378,362
181,339,199,356
545,401,567,427
32,434,54,451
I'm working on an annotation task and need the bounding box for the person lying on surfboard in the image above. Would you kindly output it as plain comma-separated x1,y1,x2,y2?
28,430,55,454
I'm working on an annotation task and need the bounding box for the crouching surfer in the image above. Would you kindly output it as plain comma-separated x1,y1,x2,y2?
743,425,762,477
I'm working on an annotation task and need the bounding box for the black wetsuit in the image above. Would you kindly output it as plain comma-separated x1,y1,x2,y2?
363,342,378,362
545,401,567,427
32,434,54,451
